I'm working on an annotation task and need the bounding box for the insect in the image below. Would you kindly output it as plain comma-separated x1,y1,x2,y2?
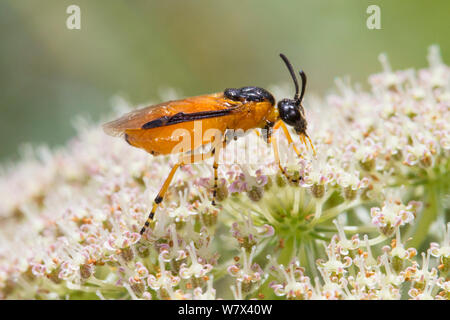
103,54,315,236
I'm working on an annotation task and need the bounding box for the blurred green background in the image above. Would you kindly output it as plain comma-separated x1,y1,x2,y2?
1,0,449,162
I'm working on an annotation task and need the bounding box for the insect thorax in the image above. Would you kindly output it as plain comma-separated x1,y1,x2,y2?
224,86,275,105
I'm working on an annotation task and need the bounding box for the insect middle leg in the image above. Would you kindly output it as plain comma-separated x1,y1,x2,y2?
211,142,222,206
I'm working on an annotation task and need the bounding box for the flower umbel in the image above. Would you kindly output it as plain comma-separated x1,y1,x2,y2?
0,46,449,300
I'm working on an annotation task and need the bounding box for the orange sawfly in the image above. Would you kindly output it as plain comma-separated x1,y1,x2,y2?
103,54,315,236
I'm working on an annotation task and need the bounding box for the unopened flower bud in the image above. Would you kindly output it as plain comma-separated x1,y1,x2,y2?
120,247,134,262
343,186,357,201
247,186,263,202
359,158,375,171
311,184,325,198
80,263,94,280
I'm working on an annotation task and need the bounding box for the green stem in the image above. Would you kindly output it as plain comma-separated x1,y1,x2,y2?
314,225,377,234
309,200,361,227
366,234,388,246
278,236,295,266
298,241,316,278
408,182,439,248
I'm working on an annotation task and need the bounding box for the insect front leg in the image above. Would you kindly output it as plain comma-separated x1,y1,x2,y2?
269,120,302,184
279,121,302,158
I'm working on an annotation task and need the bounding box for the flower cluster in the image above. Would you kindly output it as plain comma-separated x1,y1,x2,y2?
0,46,448,299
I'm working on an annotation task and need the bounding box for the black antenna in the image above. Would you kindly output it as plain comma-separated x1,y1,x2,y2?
279,53,300,101
298,70,307,104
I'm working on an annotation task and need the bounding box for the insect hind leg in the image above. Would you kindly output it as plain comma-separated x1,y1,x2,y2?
140,162,182,235
140,138,224,236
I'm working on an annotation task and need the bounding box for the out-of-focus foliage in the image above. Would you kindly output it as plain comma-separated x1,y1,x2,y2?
1,0,450,161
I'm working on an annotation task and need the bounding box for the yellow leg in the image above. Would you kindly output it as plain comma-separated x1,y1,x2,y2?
273,121,316,157
140,139,222,235
211,149,220,206
270,120,301,184
211,138,228,206
140,162,181,235
303,134,316,156
279,122,302,158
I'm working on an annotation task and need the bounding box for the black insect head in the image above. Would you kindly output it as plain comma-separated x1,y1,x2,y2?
277,53,308,134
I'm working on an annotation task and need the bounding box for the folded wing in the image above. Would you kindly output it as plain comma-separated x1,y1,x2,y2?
103,93,240,137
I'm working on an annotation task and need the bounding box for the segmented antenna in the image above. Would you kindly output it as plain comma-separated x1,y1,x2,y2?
279,53,300,101
298,70,307,104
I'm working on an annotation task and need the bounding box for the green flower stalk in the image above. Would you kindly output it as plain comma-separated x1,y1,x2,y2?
0,46,449,300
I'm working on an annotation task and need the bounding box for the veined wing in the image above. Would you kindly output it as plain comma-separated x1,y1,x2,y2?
102,93,241,137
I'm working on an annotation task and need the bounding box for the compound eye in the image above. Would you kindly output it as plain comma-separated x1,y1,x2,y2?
286,107,300,124
278,100,300,126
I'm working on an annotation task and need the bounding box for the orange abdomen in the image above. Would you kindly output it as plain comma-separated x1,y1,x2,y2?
125,116,230,155
124,100,275,156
